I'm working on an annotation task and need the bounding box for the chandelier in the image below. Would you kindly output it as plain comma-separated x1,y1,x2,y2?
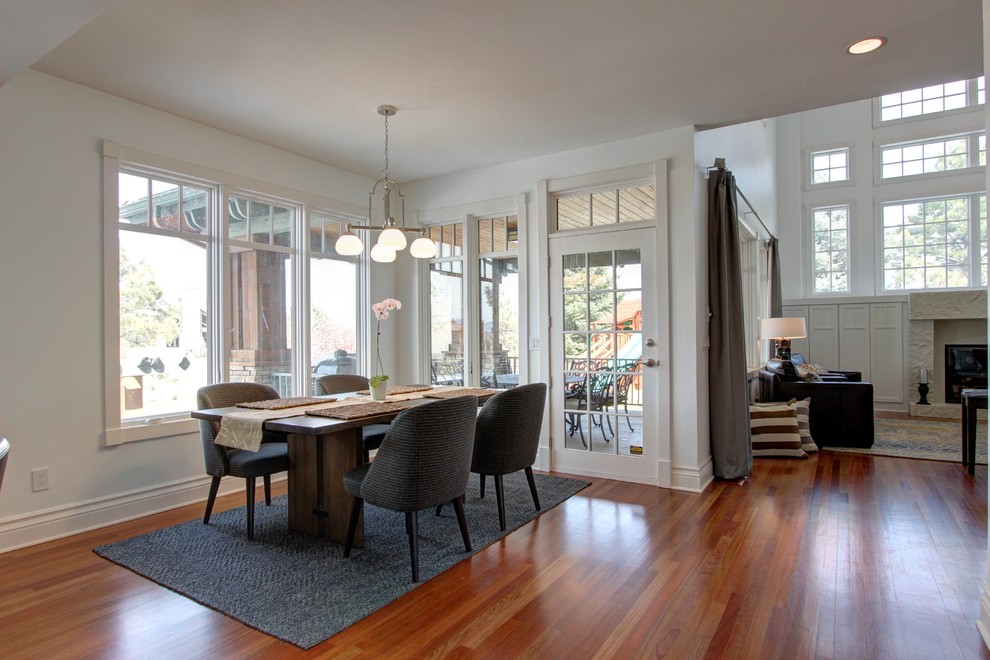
334,105,436,262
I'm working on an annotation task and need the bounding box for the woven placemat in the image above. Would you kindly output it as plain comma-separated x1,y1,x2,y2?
423,387,498,400
305,400,411,420
354,385,434,396
237,396,334,410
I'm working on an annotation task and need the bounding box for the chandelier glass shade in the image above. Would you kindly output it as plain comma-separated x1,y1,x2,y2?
333,105,436,262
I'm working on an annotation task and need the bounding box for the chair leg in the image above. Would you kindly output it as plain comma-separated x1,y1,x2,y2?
203,476,221,524
480,474,486,498
435,503,443,516
452,495,472,552
263,474,272,505
524,466,541,511
407,511,420,582
344,497,363,558
494,474,506,531
245,477,256,541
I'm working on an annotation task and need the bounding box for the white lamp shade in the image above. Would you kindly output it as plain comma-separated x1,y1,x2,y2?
409,236,437,259
369,242,396,263
760,317,807,340
378,227,407,250
334,232,363,256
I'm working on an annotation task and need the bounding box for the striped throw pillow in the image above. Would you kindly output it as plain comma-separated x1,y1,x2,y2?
790,397,817,453
749,404,806,458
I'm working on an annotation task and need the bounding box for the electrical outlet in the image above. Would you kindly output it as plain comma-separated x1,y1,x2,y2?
31,468,50,492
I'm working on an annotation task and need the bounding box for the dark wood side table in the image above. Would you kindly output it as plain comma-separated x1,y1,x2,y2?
960,388,987,475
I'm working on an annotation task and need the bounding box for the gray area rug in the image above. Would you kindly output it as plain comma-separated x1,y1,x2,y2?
825,416,987,465
94,471,589,649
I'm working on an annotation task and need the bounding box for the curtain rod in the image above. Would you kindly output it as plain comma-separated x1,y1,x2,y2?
707,158,776,241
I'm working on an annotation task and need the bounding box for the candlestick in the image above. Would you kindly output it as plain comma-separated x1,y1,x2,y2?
918,382,930,405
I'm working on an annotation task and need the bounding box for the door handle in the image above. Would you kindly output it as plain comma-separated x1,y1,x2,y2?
643,358,658,368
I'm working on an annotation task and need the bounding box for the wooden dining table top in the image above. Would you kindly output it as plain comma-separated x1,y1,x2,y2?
190,386,494,437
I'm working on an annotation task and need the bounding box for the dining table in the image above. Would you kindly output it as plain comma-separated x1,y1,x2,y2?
191,385,496,547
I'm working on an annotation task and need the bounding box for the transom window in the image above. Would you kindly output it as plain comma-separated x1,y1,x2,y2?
555,185,654,231
881,193,987,290
879,77,984,122
880,133,984,179
811,205,850,293
810,148,849,184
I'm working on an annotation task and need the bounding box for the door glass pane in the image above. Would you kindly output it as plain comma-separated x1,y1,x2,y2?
119,173,150,227
563,254,586,291
152,180,179,230
591,191,617,226
559,248,643,456
480,257,519,389
430,261,464,385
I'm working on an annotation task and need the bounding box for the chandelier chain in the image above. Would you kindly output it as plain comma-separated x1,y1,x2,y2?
382,112,390,179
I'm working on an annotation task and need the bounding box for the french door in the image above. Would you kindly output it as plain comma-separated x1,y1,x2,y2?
549,228,663,484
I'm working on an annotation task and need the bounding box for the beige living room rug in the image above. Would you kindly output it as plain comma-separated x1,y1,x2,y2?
825,417,987,465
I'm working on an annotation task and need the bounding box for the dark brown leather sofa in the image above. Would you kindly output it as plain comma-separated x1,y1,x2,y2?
757,362,875,449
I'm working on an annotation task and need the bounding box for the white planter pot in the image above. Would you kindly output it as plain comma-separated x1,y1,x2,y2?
370,382,388,401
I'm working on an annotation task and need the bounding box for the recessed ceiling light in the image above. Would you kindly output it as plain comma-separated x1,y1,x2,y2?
847,37,887,55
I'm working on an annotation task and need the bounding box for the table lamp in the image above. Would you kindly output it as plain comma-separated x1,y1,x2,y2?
760,317,807,360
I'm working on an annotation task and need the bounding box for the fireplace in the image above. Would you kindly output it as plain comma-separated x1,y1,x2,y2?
944,344,988,403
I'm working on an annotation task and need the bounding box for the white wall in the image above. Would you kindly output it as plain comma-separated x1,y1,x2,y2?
0,71,376,550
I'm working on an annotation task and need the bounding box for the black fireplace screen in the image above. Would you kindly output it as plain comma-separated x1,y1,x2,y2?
945,344,988,404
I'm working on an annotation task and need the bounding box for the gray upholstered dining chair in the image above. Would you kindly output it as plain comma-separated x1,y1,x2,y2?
315,374,389,463
0,437,9,496
197,382,288,540
343,395,478,582
466,382,547,531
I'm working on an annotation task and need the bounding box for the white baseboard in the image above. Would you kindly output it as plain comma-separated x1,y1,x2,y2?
979,581,990,651
671,455,714,493
0,473,285,554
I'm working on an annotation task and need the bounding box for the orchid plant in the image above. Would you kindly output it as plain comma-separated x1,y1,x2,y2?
370,297,401,388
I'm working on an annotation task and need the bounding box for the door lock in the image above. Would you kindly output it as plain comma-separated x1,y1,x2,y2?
645,339,656,347
643,358,658,368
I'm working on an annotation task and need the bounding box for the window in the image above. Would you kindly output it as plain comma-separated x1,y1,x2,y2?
104,143,364,444
810,148,849,184
478,216,519,389
812,205,850,293
881,194,986,290
307,212,359,395
428,221,465,386
226,195,294,387
555,185,654,231
879,77,984,123
118,172,209,423
880,133,984,179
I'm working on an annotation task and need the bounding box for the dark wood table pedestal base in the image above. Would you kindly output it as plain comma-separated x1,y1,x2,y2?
287,428,364,547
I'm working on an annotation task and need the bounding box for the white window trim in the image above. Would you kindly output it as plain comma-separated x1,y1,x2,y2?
804,200,854,298
803,144,854,192
102,141,365,445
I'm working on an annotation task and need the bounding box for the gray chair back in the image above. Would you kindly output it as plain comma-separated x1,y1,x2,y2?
315,374,370,395
361,395,478,511
0,437,9,495
472,383,547,476
196,382,280,477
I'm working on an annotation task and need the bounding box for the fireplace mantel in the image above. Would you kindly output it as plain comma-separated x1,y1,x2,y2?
909,291,988,418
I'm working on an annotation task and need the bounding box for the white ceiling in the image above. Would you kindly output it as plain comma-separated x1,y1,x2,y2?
5,0,984,182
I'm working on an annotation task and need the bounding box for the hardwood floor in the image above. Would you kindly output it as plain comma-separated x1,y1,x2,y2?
2,452,989,659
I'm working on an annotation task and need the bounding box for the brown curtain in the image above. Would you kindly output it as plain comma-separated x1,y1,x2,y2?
707,168,752,480
767,236,782,317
